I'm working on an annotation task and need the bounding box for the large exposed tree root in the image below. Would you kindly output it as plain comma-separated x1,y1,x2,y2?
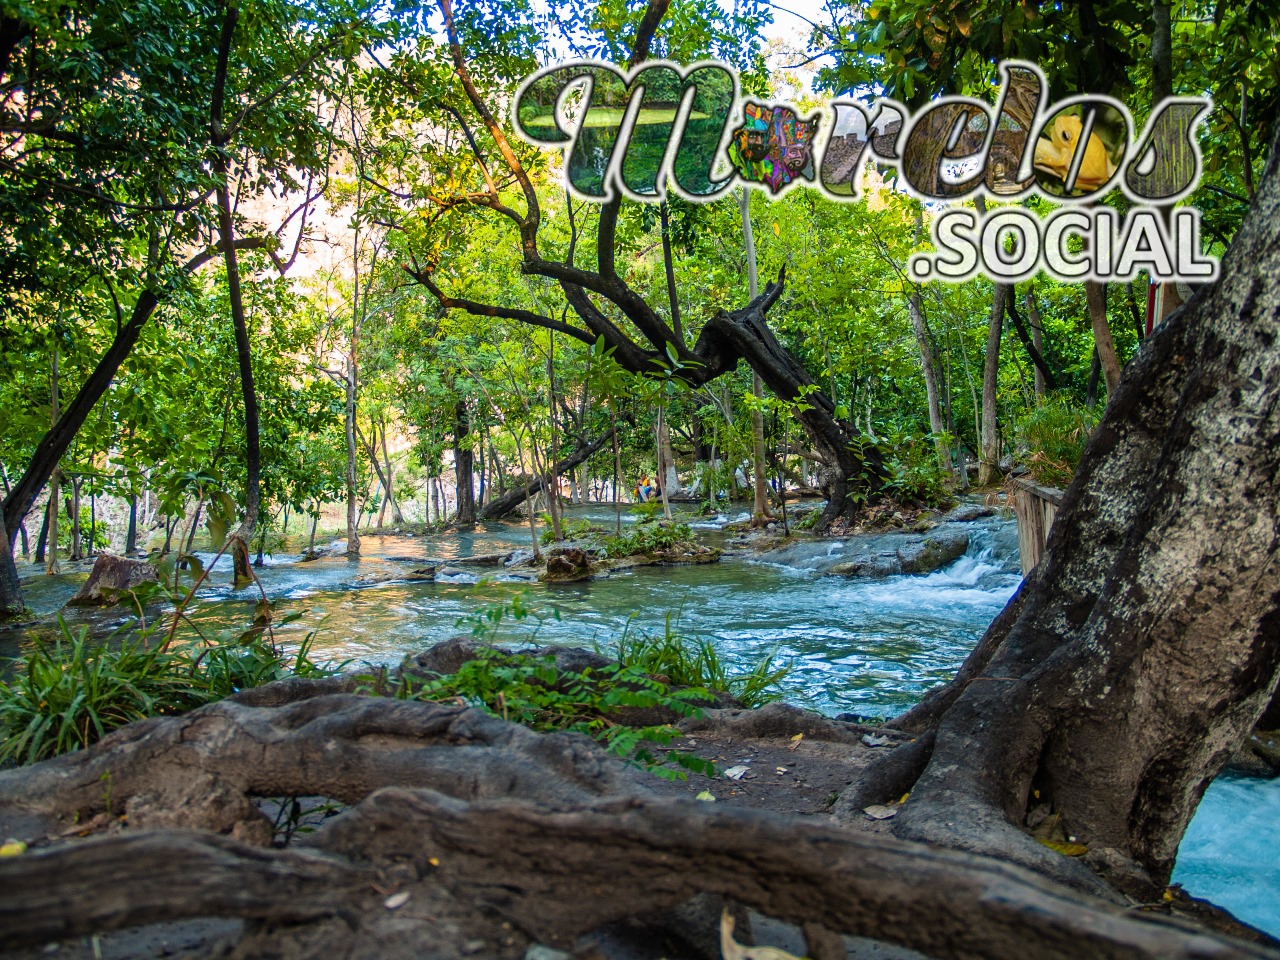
1,691,1278,959
3,782,1278,960
0,694,646,846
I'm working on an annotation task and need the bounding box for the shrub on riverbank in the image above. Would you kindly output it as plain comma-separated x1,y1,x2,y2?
381,645,717,779
613,617,792,708
600,520,697,558
1014,395,1099,486
0,620,334,766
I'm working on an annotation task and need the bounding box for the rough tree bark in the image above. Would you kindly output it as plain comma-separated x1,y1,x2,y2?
837,127,1280,904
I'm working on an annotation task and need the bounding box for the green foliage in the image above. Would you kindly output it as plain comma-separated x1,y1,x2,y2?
1014,396,1099,487
57,505,111,552
539,518,600,545
385,646,717,780
462,590,561,644
878,425,956,507
612,615,792,708
0,618,338,766
600,520,696,558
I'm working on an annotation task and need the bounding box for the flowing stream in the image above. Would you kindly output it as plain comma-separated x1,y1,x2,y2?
2,500,1275,936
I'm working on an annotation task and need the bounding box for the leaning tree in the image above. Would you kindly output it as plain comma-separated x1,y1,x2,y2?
382,0,886,531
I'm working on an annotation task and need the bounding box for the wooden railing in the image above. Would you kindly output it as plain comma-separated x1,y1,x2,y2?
1010,475,1064,576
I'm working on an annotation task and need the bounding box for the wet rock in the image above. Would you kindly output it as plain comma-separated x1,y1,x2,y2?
827,528,969,578
504,548,537,568
1246,730,1280,775
944,503,996,523
454,552,511,567
67,555,159,606
1221,726,1280,777
299,544,343,562
540,548,594,583
529,646,615,674
350,565,437,587
897,529,970,573
604,545,721,571
828,555,900,578
405,636,489,679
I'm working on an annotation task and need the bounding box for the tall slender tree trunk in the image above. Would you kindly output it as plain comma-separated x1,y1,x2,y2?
381,426,402,526
656,405,673,521
69,478,81,561
376,427,390,529
740,189,772,522
544,339,563,540
659,199,682,344
979,284,1009,486
1027,291,1047,398
454,401,476,526
345,337,361,556
1086,281,1122,398
1149,0,1183,323
0,509,20,616
1086,347,1101,409
46,346,60,576
908,293,951,472
211,7,258,588
611,400,622,535
35,502,48,564
126,495,138,555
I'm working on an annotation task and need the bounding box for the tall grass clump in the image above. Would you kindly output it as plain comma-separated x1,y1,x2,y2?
0,618,336,766
1015,395,1100,487
612,614,792,708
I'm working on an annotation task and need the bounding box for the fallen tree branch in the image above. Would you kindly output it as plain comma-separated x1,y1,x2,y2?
478,426,620,520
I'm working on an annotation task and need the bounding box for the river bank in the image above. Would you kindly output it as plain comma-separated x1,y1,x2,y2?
1,498,1277,944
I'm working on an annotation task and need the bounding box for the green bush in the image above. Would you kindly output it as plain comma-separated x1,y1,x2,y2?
877,424,955,506
384,646,717,780
600,520,695,558
1014,395,1099,487
0,619,337,766
57,505,111,552
538,518,601,546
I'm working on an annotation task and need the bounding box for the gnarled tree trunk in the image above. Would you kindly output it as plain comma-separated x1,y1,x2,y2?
838,127,1280,903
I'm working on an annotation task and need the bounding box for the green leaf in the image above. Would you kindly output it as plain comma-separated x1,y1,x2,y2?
205,491,237,548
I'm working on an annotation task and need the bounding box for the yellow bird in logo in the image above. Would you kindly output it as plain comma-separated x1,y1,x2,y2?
1033,115,1117,191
